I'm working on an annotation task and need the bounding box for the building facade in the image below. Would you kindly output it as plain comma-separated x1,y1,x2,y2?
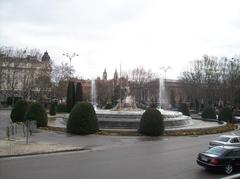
0,51,52,102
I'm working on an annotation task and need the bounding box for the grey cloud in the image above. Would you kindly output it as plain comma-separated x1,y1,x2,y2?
0,0,147,27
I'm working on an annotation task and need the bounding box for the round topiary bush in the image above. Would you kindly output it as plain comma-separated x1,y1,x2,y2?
218,107,233,123
24,102,48,127
49,103,56,116
201,106,216,119
139,108,164,136
67,102,99,135
178,103,190,116
10,100,29,123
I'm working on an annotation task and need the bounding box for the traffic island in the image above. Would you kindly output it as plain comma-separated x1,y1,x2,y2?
47,117,237,136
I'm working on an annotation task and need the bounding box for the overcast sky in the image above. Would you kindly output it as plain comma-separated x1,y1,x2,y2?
1,0,240,79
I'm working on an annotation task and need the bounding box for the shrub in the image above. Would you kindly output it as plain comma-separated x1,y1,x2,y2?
201,106,216,119
67,102,99,134
66,81,75,112
49,103,56,116
178,103,190,116
139,108,164,136
25,102,48,127
10,100,29,123
75,82,83,103
218,107,233,123
56,103,68,113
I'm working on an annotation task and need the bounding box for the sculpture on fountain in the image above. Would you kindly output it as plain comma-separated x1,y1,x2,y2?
112,83,138,111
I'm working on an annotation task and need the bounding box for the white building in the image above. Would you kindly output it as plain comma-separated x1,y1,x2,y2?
0,51,52,102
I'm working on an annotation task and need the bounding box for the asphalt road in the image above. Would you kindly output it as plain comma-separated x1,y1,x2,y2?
0,134,233,179
0,109,238,178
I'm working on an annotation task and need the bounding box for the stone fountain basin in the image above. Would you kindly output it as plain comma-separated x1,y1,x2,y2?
56,109,193,130
96,109,192,129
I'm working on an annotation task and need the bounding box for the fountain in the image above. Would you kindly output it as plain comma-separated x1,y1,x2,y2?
91,79,97,110
95,80,192,129
52,78,224,133
159,77,167,109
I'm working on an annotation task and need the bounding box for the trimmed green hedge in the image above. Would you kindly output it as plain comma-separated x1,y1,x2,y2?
10,100,29,123
25,102,48,127
139,108,164,136
67,102,99,134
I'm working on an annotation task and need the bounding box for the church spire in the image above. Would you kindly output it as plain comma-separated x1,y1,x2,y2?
102,68,107,80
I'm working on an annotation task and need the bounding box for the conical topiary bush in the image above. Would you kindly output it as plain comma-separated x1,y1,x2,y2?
66,81,75,112
75,82,83,103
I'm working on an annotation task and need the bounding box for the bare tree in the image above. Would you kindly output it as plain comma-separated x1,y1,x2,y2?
180,55,240,108
51,62,73,84
127,66,158,107
51,62,75,100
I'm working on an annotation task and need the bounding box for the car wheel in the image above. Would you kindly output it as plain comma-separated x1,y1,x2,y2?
225,164,233,175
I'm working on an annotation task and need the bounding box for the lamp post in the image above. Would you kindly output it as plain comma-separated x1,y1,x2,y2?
159,66,171,80
62,52,79,78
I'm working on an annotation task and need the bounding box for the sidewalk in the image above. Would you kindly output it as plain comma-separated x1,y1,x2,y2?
0,138,83,158
0,129,145,158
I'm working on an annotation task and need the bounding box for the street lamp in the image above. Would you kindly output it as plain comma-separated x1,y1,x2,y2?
159,66,171,80
62,52,79,78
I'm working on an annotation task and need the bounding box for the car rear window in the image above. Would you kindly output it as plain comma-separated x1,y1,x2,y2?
206,147,226,156
217,136,230,142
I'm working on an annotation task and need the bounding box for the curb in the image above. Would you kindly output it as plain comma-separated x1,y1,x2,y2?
46,123,237,136
0,147,87,159
165,124,237,136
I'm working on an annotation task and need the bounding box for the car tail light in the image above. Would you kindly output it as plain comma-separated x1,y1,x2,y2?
210,158,220,165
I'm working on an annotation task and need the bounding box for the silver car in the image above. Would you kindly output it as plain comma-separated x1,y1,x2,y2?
209,135,240,148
